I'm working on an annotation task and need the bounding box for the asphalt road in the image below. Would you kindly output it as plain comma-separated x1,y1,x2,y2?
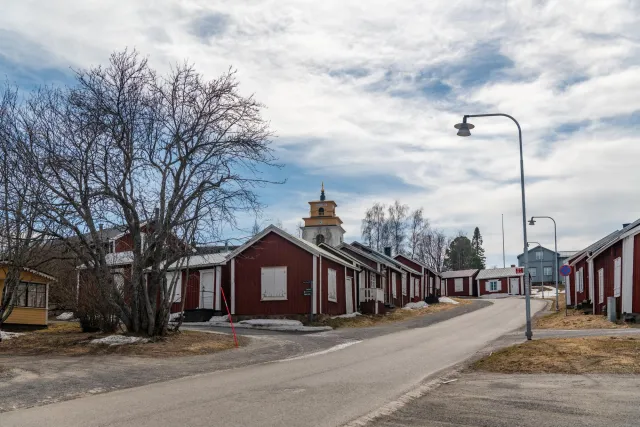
370,372,640,427
0,298,545,427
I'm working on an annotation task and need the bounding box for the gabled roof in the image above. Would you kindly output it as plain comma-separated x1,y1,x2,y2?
393,254,437,276
350,242,422,275
0,262,57,281
227,225,354,268
588,219,640,261
167,252,229,270
318,243,374,273
440,269,478,279
570,229,624,265
477,267,523,280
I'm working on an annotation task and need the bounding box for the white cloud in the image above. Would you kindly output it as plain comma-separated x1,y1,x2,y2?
2,0,640,267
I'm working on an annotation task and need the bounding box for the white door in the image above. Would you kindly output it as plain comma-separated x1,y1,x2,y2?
345,277,354,314
200,270,215,309
510,277,520,295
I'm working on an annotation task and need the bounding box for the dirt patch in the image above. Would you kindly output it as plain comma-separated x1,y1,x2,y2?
316,298,472,329
472,336,640,374
0,323,241,357
534,298,627,329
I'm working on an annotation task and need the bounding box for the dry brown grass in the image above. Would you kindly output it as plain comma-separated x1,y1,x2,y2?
534,298,626,330
473,336,640,374
318,298,471,329
0,323,240,357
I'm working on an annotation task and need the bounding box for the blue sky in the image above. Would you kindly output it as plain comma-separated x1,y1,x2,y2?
2,0,640,267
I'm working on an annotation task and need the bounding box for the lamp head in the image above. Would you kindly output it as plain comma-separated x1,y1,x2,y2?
528,218,536,226
454,121,474,137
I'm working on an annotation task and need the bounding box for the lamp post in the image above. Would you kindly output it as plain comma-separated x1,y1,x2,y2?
454,114,532,340
529,216,559,312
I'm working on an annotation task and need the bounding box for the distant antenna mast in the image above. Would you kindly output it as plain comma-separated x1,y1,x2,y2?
502,214,506,268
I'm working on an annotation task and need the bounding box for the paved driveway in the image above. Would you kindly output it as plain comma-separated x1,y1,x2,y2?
0,298,546,427
369,372,640,427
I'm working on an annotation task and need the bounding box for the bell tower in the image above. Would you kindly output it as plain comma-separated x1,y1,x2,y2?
302,183,345,247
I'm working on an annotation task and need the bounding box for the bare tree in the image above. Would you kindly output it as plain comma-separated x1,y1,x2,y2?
387,201,408,255
418,228,447,273
0,85,53,339
361,208,374,248
17,50,278,337
408,208,428,257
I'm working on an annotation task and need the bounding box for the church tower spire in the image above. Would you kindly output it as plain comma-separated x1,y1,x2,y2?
301,183,345,246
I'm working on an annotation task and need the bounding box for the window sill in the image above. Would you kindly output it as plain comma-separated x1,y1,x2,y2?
261,297,288,302
328,298,337,303
13,306,47,310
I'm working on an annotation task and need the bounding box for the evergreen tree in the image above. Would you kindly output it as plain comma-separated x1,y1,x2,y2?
443,234,474,271
470,227,486,269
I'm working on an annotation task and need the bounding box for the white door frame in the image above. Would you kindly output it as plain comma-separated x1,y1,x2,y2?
199,269,215,309
345,277,354,314
509,277,520,295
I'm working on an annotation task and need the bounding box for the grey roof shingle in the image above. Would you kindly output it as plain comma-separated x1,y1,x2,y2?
440,269,478,279
477,267,523,280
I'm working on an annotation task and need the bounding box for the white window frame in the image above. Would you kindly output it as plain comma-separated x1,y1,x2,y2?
544,266,552,277
371,274,377,288
614,257,622,298
535,251,543,261
402,272,407,296
391,272,397,298
261,266,288,301
328,268,337,302
598,268,604,303
413,277,420,297
529,267,537,277
579,267,584,292
454,278,464,292
489,280,499,292
165,270,181,303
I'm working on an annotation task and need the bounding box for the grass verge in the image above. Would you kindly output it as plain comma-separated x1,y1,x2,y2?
534,298,626,330
472,336,640,374
315,298,472,329
0,323,241,357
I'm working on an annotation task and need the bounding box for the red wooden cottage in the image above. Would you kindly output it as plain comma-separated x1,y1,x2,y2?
394,254,441,298
337,243,388,314
165,253,227,319
440,269,479,297
566,230,620,308
585,219,640,316
475,267,524,296
224,225,358,317
344,243,424,308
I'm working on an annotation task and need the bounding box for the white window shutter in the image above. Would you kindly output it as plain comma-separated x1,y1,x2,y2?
485,281,490,292
614,258,622,297
497,280,502,292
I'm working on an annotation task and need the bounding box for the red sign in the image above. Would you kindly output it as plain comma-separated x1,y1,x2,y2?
516,267,524,274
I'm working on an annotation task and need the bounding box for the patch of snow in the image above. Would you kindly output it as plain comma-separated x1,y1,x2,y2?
239,319,303,327
168,312,183,322
209,315,229,322
90,335,149,346
56,312,76,321
0,331,24,341
438,297,459,305
403,301,428,310
330,312,362,319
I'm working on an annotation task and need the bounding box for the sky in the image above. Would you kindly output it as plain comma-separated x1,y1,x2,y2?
2,0,640,268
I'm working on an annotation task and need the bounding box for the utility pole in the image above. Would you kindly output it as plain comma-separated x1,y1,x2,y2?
502,214,506,268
